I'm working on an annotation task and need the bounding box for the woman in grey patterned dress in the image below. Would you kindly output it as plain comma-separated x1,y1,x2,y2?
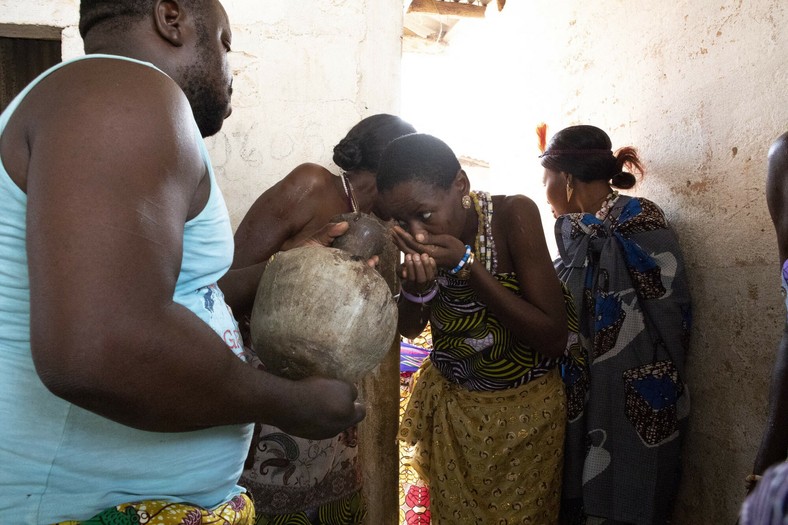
541,125,692,525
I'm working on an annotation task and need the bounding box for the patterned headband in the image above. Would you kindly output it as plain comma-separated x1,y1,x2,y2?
538,149,613,158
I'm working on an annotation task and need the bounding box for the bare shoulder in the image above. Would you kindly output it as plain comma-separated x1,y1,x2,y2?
263,163,337,210
28,57,200,178
492,194,547,256
235,163,336,241
770,131,788,155
490,194,552,274
30,58,189,130
281,162,336,191
7,58,197,191
494,193,542,224
766,132,788,261
766,132,788,209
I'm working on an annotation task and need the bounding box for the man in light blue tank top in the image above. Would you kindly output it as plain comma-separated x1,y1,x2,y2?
0,1,365,523
748,132,788,494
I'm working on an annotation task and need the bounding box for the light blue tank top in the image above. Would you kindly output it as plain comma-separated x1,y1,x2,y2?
0,55,252,524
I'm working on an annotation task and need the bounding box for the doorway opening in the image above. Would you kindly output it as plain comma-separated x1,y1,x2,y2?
400,1,557,254
0,24,62,112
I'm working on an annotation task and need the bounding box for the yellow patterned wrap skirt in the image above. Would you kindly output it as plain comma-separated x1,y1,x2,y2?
399,362,565,525
54,493,255,525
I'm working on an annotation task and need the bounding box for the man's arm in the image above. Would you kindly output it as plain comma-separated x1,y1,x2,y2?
766,132,788,262
26,60,363,437
753,325,788,476
753,132,788,478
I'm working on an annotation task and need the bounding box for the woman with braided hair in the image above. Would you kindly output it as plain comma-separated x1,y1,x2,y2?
231,113,415,525
541,125,692,525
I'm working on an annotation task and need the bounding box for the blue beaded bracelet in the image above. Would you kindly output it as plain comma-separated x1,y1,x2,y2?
449,245,473,275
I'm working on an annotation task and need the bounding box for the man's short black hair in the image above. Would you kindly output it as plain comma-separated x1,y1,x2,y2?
79,0,210,40
79,1,156,39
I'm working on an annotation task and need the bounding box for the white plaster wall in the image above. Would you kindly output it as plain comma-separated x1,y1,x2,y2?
0,0,404,228
508,3,788,522
404,1,787,522
211,0,404,227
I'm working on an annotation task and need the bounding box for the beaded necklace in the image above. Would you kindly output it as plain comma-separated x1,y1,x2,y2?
595,190,620,221
470,191,498,273
341,174,359,213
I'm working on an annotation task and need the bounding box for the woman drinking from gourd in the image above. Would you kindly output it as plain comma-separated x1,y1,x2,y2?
376,133,570,524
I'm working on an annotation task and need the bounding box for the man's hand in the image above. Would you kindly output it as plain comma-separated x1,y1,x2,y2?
277,376,366,440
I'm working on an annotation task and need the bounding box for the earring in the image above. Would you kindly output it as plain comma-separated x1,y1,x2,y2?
462,195,472,209
566,183,573,203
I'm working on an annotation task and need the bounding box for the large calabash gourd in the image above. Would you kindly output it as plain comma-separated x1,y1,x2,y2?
250,213,398,383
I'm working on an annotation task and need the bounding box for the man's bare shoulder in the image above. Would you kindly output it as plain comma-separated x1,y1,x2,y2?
13,56,207,223
26,58,185,122
22,58,195,162
3,58,191,190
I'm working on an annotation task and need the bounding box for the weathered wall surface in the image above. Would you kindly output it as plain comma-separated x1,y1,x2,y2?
518,2,788,522
208,1,405,227
0,0,404,227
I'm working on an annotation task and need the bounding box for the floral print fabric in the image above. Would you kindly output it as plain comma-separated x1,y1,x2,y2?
55,494,254,525
399,363,565,524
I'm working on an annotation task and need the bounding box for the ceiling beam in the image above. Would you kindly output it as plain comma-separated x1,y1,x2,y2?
407,0,487,18
0,23,62,40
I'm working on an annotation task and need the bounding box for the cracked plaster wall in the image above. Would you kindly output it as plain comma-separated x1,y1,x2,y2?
473,1,787,522
0,0,403,228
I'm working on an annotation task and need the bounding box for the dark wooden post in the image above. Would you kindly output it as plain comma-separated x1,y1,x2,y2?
358,233,401,524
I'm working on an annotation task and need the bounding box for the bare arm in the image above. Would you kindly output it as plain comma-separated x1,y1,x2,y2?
220,164,338,316
474,196,567,356
753,132,788,477
231,164,333,268
753,325,788,476
766,132,788,262
26,61,363,437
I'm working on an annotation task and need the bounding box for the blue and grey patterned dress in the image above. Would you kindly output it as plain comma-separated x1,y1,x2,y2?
555,195,692,525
